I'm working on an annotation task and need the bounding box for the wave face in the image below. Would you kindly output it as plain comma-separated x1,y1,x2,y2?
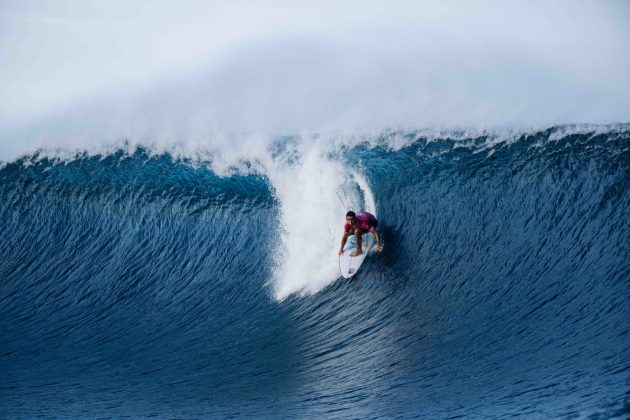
1,126,629,418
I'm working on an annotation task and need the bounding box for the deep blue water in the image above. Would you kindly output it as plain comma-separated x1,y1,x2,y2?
1,127,629,418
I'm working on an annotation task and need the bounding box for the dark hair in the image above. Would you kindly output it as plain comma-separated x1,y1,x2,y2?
346,211,356,218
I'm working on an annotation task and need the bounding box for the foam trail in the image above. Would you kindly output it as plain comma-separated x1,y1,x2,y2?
268,142,375,300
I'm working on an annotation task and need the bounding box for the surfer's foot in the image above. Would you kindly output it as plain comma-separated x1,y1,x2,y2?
350,249,363,257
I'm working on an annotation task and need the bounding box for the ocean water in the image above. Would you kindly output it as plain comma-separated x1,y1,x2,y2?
1,126,629,418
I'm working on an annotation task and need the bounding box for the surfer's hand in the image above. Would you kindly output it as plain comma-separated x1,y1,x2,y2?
338,249,343,256
376,244,383,252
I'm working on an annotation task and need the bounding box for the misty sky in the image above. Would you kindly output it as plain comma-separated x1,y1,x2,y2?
1,0,629,140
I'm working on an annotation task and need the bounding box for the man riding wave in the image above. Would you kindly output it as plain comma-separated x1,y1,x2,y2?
338,211,383,257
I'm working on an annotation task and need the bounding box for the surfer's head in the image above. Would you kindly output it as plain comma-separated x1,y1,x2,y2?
345,211,356,225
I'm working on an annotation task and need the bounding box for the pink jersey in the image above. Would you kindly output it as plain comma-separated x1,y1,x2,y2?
345,211,378,233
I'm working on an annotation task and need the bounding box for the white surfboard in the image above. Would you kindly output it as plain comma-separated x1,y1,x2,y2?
339,233,375,279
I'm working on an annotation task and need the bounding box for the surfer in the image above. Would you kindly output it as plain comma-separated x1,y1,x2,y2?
339,211,383,257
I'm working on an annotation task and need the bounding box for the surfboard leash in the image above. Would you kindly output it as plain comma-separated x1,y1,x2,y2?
336,191,351,210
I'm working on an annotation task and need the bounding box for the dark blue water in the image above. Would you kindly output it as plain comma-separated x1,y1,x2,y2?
1,127,629,418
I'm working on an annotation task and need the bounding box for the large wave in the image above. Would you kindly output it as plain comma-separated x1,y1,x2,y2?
1,126,628,418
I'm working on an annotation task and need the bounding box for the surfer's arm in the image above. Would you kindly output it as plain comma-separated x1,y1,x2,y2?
370,227,383,251
339,232,350,255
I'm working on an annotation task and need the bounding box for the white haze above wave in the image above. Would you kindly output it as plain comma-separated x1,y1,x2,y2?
1,0,629,161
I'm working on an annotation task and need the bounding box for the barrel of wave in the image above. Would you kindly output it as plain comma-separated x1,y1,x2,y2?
268,145,376,300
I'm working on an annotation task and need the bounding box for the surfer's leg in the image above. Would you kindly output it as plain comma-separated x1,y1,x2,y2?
350,228,363,256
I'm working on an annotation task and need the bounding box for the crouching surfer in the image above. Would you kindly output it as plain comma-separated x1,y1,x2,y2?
338,211,383,257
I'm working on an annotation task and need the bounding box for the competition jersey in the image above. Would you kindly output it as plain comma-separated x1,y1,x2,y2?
344,211,378,233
